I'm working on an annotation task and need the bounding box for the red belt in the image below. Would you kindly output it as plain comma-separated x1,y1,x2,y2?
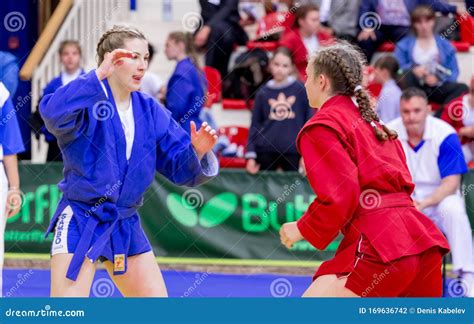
356,191,414,216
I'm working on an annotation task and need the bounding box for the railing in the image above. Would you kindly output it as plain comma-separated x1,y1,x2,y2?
21,0,129,162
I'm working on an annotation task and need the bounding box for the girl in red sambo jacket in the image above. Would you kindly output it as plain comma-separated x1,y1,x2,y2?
279,43,450,297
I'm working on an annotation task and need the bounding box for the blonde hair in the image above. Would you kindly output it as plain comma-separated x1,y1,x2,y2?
96,25,147,66
167,31,200,68
308,42,397,141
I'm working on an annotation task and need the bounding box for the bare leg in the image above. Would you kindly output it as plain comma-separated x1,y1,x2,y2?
50,254,96,297
103,251,168,297
303,274,360,297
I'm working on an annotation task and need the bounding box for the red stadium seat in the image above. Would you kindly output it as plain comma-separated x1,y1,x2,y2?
460,15,474,45
246,40,279,51
450,41,470,52
377,41,470,53
377,42,396,52
218,126,249,168
222,98,254,110
203,66,222,108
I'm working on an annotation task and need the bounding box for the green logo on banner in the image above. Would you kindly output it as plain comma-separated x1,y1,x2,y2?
166,192,238,227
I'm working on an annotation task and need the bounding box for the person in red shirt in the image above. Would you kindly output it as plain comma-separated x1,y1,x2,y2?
279,4,332,81
279,42,450,297
441,76,474,164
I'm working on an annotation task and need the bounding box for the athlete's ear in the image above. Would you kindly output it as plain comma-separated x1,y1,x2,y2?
318,73,329,92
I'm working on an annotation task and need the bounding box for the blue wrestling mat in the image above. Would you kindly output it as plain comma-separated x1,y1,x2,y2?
2,269,466,298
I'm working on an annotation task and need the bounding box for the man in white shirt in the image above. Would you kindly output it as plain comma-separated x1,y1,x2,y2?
388,87,474,297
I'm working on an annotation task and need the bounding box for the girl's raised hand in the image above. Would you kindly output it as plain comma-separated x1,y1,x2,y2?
191,121,218,160
96,49,137,80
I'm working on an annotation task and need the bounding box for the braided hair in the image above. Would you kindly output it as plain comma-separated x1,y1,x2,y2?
308,42,398,141
96,25,147,66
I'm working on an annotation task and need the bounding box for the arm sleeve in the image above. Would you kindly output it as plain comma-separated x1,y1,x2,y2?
0,53,19,95
296,125,360,250
155,103,219,186
165,73,193,124
246,91,266,159
376,87,401,122
1,97,25,155
394,38,413,72
39,70,107,144
438,133,468,178
443,42,459,82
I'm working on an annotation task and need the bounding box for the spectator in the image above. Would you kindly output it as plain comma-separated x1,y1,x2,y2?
0,81,25,296
36,40,84,162
395,5,469,105
388,88,474,297
373,55,402,123
279,4,332,80
312,0,362,43
165,32,206,133
246,47,312,174
358,0,461,62
196,0,249,78
441,76,474,163
0,51,19,96
140,43,165,103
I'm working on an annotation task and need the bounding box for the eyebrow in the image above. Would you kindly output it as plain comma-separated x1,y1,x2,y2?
132,51,150,56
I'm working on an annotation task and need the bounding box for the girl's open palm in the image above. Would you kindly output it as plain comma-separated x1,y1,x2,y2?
191,121,218,159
